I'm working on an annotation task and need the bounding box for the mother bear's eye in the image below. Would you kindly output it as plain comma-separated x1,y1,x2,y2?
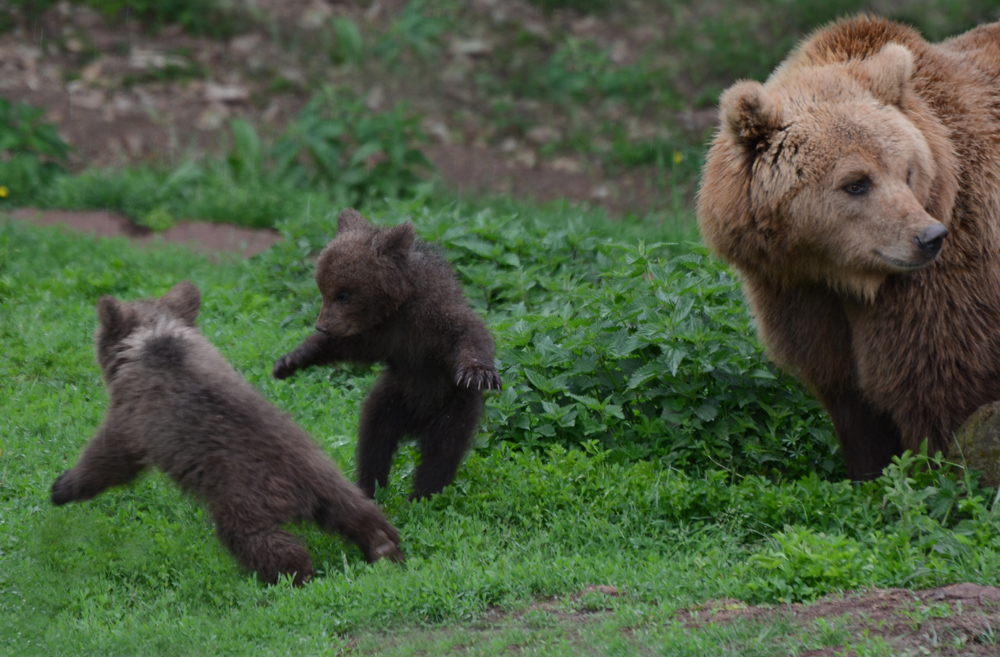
334,291,350,304
843,178,871,196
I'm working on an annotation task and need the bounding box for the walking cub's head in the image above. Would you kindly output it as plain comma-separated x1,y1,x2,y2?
94,281,202,378
313,209,417,337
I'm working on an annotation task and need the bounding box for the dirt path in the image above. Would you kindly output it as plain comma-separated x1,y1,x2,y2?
8,207,281,258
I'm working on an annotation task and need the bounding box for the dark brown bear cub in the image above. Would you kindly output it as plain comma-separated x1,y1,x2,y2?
273,209,501,500
51,281,404,586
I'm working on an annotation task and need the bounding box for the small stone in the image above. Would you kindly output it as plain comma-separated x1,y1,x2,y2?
609,40,629,65
299,1,333,29
125,133,143,158
196,103,230,131
81,59,103,83
204,83,249,104
551,157,581,173
424,119,451,145
591,184,610,201
229,33,263,56
365,87,385,111
951,401,1000,488
526,125,559,146
449,38,493,57
71,89,105,110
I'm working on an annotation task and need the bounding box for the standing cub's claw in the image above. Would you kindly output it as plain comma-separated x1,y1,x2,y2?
455,364,502,391
272,355,297,379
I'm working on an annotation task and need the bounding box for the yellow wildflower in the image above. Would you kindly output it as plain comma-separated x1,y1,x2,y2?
0,186,8,198
672,151,684,165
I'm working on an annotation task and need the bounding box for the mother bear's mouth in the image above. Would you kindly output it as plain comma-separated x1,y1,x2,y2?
872,250,939,271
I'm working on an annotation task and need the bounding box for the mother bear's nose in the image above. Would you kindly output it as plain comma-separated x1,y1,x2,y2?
915,223,948,257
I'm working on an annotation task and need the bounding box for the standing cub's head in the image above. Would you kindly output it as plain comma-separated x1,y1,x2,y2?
697,39,959,299
94,281,202,379
313,209,417,337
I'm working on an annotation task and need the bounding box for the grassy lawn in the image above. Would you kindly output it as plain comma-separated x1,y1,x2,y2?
2,199,999,655
4,1,1000,654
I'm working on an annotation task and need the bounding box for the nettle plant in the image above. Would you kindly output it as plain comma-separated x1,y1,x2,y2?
483,245,840,478
270,89,433,204
0,99,70,201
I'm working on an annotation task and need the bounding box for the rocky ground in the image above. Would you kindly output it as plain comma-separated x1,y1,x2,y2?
1,0,716,216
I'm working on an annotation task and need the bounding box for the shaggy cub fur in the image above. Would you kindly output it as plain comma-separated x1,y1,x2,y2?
51,281,404,585
273,209,501,500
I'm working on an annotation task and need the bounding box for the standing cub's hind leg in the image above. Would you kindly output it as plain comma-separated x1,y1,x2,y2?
355,375,409,498
411,393,484,500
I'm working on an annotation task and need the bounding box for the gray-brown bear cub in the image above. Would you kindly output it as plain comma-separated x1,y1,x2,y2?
273,209,501,500
51,281,404,586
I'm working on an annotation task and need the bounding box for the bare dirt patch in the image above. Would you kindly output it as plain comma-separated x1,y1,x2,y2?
8,207,281,258
679,584,1000,656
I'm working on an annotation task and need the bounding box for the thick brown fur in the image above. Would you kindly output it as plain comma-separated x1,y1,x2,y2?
51,281,404,585
697,15,1000,480
273,209,501,500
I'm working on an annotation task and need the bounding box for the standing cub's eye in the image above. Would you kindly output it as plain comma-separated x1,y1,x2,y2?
334,292,350,304
906,169,914,188
843,178,871,196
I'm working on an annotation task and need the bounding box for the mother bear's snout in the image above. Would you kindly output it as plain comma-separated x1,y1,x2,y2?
915,223,948,257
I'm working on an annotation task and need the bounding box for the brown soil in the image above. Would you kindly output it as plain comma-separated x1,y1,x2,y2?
678,583,1000,656
8,207,281,257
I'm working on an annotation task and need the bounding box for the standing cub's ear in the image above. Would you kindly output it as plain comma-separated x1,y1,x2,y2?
719,80,785,151
856,43,914,107
159,280,201,326
337,208,372,235
373,222,416,260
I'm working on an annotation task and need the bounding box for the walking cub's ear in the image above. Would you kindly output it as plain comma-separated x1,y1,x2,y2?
373,222,415,260
160,280,201,326
336,208,371,235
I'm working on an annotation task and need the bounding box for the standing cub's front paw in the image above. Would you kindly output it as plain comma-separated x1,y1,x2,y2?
272,354,299,380
50,470,77,505
455,362,502,391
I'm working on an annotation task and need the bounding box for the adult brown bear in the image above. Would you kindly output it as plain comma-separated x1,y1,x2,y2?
697,15,1000,480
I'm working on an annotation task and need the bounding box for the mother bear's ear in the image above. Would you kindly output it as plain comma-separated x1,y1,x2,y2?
856,43,914,107
719,81,785,151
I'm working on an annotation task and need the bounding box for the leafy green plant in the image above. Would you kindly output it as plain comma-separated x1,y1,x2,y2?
82,0,244,38
373,0,446,67
270,88,433,203
331,16,365,65
741,448,1000,603
0,99,70,204
526,0,610,12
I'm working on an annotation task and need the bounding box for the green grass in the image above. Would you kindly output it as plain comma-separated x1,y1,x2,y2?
3,200,1000,655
